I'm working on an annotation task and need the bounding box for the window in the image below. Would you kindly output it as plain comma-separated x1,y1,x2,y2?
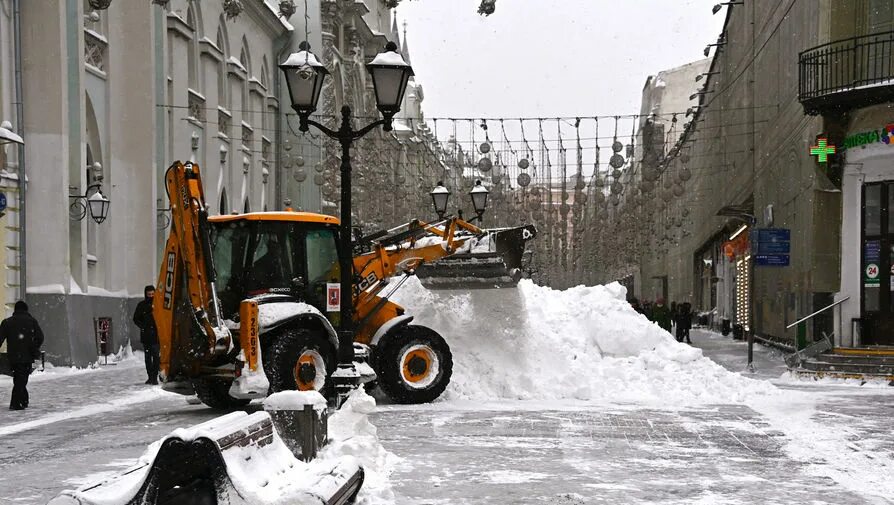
306,228,340,285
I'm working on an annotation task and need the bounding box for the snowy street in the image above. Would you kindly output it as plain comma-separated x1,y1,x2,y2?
1,327,892,504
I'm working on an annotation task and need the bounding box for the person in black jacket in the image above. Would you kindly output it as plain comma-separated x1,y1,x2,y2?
133,285,159,385
0,300,44,410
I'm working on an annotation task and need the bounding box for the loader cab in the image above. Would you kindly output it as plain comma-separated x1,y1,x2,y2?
208,212,342,320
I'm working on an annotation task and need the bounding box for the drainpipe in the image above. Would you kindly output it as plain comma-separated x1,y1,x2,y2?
13,0,26,301
273,28,294,210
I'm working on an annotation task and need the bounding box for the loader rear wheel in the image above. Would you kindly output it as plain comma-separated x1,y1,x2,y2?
266,329,336,394
375,325,452,404
192,379,251,410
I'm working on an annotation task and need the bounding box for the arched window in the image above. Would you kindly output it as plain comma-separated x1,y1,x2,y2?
219,188,229,216
216,23,229,108
186,5,199,91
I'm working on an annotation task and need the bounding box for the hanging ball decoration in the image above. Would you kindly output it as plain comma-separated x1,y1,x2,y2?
479,142,491,154
517,172,531,187
577,192,588,205
683,208,690,217
518,158,530,170
661,190,672,202
680,166,692,181
575,176,586,191
612,140,623,153
478,157,493,172
293,169,307,182
594,191,606,204
610,181,623,195
315,163,324,173
610,194,621,206
663,177,673,189
674,172,683,184
295,156,305,167
611,168,622,179
681,154,691,164
313,173,324,186
528,199,541,211
672,184,685,197
609,154,625,169
560,203,571,214
643,168,658,182
283,139,293,152
530,186,541,197
640,180,654,193
283,156,293,169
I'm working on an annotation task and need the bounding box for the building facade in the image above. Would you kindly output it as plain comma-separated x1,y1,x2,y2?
16,0,441,366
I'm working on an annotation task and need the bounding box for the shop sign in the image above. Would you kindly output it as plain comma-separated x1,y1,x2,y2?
843,124,894,150
864,240,881,286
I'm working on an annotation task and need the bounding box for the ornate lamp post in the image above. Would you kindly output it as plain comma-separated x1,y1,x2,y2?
430,181,450,219
280,40,413,387
470,180,489,221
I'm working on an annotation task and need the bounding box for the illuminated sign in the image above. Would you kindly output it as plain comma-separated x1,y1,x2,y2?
843,123,894,150
810,138,836,163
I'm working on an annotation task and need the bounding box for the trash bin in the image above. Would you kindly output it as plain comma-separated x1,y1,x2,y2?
721,318,731,336
732,323,744,340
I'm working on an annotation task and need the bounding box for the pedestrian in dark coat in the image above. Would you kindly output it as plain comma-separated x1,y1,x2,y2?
133,285,159,385
0,301,44,410
680,302,693,344
650,298,673,333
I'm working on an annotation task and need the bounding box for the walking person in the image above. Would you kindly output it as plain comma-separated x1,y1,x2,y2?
650,298,673,334
133,285,159,385
674,305,686,343
0,301,44,410
680,302,693,344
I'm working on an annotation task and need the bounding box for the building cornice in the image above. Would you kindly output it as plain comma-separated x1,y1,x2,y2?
243,0,292,38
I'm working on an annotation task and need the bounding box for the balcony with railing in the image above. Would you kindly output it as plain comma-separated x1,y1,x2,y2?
799,30,894,115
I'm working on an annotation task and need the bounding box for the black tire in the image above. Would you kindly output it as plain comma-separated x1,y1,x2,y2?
266,328,336,393
374,325,452,404
192,379,251,410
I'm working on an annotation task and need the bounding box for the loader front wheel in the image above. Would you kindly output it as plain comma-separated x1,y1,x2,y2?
375,325,452,404
266,329,336,394
192,379,251,410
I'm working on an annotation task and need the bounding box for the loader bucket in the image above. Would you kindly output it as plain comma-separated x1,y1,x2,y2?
416,224,537,290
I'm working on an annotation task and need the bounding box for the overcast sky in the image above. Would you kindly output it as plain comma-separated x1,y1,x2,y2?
397,0,726,120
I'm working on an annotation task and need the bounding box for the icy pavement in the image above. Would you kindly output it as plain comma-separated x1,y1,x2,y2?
1,329,893,504
374,329,894,504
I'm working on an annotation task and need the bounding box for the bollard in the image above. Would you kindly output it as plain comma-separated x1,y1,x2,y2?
263,391,328,461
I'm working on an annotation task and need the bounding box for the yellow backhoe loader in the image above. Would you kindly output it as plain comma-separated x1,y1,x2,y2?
153,161,536,407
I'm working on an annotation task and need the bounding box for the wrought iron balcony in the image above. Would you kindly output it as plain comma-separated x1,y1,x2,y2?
799,30,894,115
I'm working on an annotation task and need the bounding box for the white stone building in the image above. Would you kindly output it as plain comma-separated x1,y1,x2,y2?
14,0,439,366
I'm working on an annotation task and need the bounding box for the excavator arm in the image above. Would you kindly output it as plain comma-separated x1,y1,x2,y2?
153,161,229,379
153,162,264,396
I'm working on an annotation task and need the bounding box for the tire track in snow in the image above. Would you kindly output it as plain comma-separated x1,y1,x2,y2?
0,388,178,438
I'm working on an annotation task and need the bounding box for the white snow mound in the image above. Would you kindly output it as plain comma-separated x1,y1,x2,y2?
390,278,777,405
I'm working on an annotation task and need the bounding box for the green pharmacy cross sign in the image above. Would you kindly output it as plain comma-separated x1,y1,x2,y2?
810,138,836,163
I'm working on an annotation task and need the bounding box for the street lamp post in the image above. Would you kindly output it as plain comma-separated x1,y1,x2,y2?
280,41,413,393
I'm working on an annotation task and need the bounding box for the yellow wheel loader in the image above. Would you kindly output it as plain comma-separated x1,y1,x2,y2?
153,161,536,408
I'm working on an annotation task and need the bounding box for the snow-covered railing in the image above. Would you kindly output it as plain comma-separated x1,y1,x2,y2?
800,30,894,113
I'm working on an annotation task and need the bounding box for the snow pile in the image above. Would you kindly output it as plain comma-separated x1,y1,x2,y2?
390,278,777,405
323,389,401,504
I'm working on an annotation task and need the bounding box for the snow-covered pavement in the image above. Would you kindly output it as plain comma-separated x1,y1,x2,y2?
1,286,893,504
